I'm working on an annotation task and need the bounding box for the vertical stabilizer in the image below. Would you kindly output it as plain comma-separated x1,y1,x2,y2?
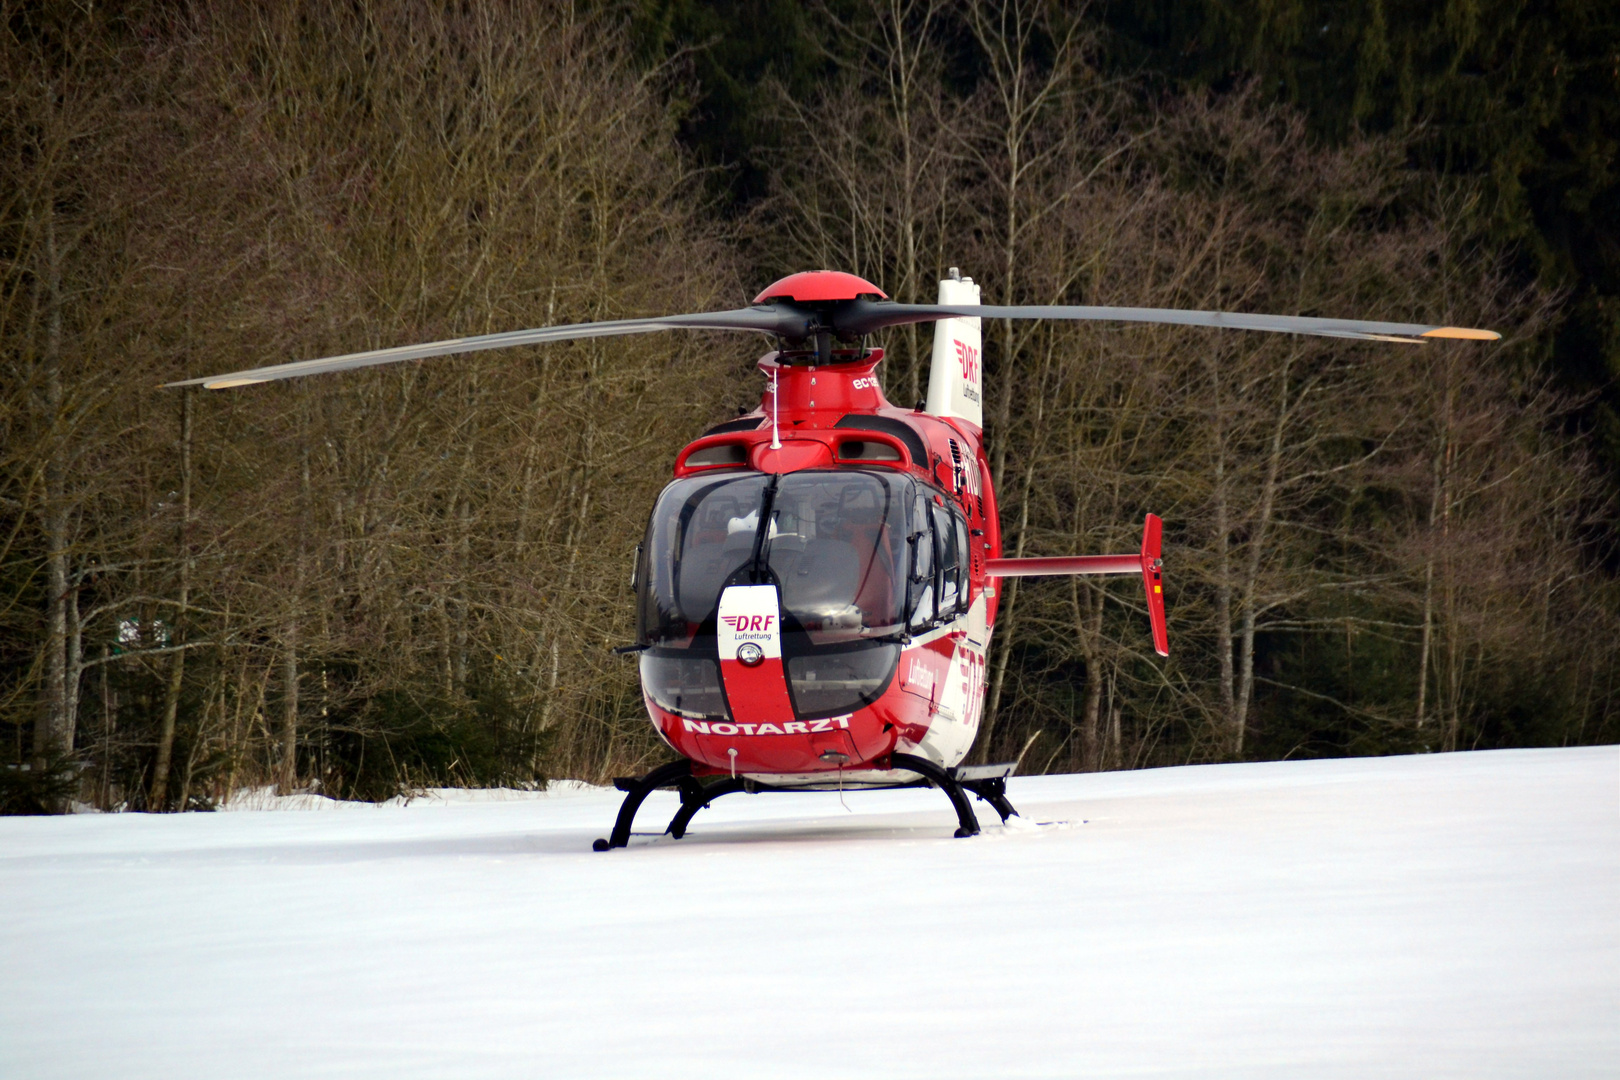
925,270,983,428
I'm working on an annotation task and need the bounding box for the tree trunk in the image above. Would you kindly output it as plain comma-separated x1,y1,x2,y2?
278,629,299,790
97,644,112,808
1232,361,1293,755
279,402,311,791
176,668,220,811
64,570,83,758
1080,640,1103,771
1108,702,1122,771
1441,448,1461,752
150,389,193,810
1417,371,1454,731
34,206,73,770
895,5,921,406
451,376,479,693
1209,367,1237,755
1071,575,1107,771
1416,438,1444,728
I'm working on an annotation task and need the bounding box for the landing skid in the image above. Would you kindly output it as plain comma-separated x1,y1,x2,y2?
591,757,1020,850
954,764,1020,824
591,760,693,851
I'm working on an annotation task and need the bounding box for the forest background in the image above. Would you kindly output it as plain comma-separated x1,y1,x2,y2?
4,0,1616,813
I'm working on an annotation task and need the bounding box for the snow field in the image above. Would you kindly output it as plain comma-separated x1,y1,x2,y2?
2,746,1616,1078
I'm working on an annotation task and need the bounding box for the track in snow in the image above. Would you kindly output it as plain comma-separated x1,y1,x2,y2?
3,746,1616,1079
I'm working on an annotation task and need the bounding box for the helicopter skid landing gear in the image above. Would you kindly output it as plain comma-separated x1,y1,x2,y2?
954,765,1020,824
667,776,749,839
592,757,1022,848
890,753,984,837
592,760,693,851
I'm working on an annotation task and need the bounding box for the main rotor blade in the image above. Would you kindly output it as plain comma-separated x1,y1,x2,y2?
166,307,811,389
833,299,1499,344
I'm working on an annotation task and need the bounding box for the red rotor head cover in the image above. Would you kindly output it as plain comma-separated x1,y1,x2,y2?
754,271,888,304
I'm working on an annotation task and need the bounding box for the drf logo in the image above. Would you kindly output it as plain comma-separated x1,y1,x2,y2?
718,583,781,661
722,615,775,632
954,340,980,385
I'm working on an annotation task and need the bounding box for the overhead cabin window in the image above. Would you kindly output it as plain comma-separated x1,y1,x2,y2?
836,438,902,463
683,442,748,468
833,414,927,467
701,415,764,437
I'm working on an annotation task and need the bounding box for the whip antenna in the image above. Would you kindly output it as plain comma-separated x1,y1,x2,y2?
770,367,782,449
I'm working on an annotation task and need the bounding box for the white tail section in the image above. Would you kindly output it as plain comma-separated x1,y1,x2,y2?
925,271,983,428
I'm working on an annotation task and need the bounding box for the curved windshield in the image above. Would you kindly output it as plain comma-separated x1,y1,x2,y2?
638,473,769,647
638,470,913,648
769,471,910,642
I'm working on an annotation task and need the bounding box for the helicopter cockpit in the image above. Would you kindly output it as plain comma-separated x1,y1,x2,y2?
636,469,968,721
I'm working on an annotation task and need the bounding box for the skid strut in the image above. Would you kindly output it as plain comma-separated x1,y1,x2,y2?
961,778,1017,822
891,753,983,837
592,760,693,851
593,762,754,849
667,776,750,839
955,768,1020,823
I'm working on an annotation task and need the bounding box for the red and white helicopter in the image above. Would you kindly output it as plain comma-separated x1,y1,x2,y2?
174,269,1496,845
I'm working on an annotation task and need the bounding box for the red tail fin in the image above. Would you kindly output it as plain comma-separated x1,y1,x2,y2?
1140,514,1168,657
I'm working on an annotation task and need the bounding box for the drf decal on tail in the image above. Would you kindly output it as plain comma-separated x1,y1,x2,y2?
926,273,984,428
954,341,981,402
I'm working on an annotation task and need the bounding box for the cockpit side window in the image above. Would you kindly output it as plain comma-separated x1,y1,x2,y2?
953,511,972,613
908,493,936,632
934,502,961,615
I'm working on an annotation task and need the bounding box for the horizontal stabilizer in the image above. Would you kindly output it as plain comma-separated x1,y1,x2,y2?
985,554,1139,577
985,514,1169,657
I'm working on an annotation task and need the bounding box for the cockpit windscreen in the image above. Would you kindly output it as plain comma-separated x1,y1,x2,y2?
637,470,912,648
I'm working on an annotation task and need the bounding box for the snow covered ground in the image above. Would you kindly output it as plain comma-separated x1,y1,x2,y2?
3,747,1616,1079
